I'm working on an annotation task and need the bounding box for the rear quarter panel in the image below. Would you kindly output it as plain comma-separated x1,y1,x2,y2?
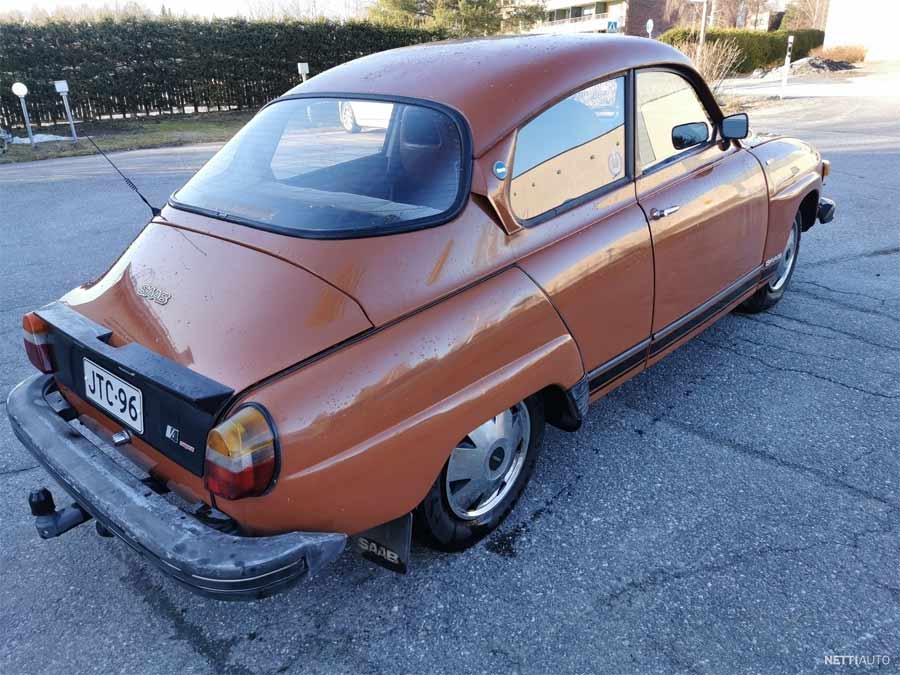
218,268,584,535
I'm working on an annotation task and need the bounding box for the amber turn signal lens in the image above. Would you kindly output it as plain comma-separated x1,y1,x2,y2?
204,405,277,500
822,159,830,179
22,312,54,374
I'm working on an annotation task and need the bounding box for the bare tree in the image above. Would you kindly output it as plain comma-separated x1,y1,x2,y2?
671,36,742,97
712,0,744,27
244,0,363,19
782,0,829,30
664,0,698,24
3,2,158,23
741,0,777,30
665,0,784,31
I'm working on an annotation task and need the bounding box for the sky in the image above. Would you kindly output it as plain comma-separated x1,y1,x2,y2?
0,0,368,19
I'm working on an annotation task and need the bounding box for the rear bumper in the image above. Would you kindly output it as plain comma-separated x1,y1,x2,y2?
7,374,346,600
818,197,836,224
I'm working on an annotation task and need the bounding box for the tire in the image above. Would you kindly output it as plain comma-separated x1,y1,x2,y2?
339,102,360,133
739,211,802,314
414,394,545,551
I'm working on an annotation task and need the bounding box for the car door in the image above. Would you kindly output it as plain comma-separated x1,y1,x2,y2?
634,69,768,341
513,74,655,389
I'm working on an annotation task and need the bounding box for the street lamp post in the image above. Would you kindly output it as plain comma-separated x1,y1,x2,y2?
697,0,709,55
687,0,710,58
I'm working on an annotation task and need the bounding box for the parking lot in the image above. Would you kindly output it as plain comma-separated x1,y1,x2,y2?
1,83,898,674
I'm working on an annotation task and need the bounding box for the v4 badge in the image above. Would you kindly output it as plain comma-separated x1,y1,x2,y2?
355,512,412,574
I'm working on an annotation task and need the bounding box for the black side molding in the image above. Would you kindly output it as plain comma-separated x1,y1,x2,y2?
588,342,649,392
649,267,766,359
582,266,771,397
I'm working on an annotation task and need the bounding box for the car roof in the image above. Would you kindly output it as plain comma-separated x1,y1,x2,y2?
287,33,693,156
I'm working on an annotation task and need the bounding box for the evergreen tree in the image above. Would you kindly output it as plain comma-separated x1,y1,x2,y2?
369,0,544,37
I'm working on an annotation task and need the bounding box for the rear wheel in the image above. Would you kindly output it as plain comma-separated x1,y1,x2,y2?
739,211,801,313
414,395,545,551
339,102,360,133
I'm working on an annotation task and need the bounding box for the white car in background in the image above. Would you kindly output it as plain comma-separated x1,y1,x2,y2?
339,100,394,133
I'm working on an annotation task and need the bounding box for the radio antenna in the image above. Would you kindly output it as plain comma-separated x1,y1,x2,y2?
86,136,161,218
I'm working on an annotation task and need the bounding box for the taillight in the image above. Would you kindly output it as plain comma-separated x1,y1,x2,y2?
204,405,278,500
23,312,54,373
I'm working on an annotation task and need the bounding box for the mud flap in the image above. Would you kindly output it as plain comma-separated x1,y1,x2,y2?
355,513,412,574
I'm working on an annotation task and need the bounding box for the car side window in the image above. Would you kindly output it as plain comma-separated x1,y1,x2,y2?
510,77,626,221
636,70,712,172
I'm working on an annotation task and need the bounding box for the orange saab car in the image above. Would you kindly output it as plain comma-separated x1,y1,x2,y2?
9,34,834,598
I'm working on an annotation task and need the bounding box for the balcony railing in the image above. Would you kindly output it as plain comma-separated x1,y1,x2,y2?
542,12,609,27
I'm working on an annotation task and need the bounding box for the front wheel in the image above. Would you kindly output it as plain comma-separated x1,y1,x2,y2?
739,211,801,313
414,395,545,551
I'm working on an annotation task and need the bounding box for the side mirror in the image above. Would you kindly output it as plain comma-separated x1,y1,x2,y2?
672,122,710,150
721,113,749,140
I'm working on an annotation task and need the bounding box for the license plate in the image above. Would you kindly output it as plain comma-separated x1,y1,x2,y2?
83,358,144,434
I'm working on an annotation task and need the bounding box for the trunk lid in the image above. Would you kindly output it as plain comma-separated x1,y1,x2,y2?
60,221,373,394
46,221,371,479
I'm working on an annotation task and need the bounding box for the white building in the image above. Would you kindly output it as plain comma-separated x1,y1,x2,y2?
526,0,629,35
824,0,900,61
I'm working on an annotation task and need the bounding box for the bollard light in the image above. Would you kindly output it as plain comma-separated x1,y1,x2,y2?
11,82,35,149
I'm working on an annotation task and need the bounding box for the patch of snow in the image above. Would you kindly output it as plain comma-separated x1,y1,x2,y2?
10,133,73,144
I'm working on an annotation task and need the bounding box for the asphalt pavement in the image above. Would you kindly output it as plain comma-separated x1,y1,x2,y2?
0,78,898,675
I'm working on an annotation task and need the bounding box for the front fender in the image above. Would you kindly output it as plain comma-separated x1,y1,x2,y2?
747,137,823,261
218,268,584,535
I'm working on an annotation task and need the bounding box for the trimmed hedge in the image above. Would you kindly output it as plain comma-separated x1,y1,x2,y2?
660,28,825,73
0,18,445,128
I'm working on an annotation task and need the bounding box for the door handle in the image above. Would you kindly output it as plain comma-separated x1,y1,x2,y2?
650,206,680,220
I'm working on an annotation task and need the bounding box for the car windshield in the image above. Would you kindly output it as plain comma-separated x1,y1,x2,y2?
172,97,466,237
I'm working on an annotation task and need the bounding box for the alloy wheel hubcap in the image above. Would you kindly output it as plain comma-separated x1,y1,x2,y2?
771,221,798,291
445,402,530,520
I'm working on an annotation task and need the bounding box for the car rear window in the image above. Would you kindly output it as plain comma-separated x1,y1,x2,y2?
171,97,468,238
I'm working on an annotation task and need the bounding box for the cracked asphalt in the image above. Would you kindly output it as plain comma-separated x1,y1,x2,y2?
1,85,898,674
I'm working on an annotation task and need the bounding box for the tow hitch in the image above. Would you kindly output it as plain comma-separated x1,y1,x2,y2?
28,487,92,539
